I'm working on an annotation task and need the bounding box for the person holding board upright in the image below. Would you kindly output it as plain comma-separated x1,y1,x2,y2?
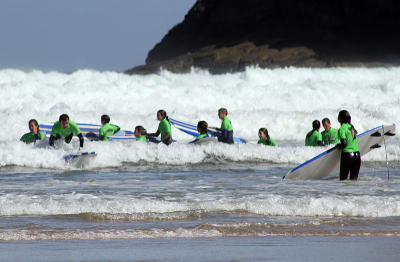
210,108,234,144
147,110,173,145
305,120,324,147
49,114,84,149
99,115,120,141
321,118,338,145
336,110,361,180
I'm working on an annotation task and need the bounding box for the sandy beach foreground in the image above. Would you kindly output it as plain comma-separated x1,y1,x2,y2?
1,236,399,262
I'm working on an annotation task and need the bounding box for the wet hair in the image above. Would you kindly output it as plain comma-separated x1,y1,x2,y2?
218,108,228,116
322,118,330,125
338,110,357,139
29,119,40,133
197,121,208,134
135,126,147,136
306,120,321,139
157,110,170,124
259,128,271,145
59,114,69,122
101,115,110,123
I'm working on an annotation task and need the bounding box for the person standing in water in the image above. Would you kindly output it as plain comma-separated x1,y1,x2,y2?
321,118,338,145
305,120,324,147
336,110,361,180
135,126,147,142
257,128,278,146
20,119,46,144
49,114,84,148
196,121,209,140
211,108,234,144
147,110,173,145
99,115,120,141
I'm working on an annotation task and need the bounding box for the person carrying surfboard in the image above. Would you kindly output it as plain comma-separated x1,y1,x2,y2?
135,126,148,142
99,115,120,141
147,110,173,145
49,114,84,149
336,110,361,180
321,118,338,145
305,120,324,147
20,119,46,144
210,108,234,144
257,128,278,146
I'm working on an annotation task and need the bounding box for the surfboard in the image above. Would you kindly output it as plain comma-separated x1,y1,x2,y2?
63,151,97,161
283,124,396,180
189,136,218,144
39,123,135,141
170,118,247,143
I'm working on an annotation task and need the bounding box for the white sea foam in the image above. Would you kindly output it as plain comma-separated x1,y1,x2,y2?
1,67,400,168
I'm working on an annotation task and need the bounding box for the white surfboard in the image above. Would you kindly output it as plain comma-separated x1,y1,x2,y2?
63,151,97,161
284,124,396,180
189,136,218,144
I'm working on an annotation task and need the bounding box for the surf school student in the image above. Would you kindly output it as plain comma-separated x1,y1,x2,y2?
20,119,46,144
99,115,120,141
321,118,338,145
336,110,361,180
196,121,209,139
147,110,173,145
257,128,278,146
49,114,84,148
305,120,324,147
210,108,234,144
135,126,147,142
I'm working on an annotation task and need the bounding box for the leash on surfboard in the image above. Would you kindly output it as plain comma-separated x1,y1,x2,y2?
382,125,390,180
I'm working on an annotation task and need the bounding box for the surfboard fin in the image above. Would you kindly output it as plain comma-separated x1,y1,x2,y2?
384,131,395,136
370,132,382,137
370,144,382,149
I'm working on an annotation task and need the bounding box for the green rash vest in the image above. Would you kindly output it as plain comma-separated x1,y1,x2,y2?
257,138,278,146
305,130,322,147
321,127,339,145
51,120,81,138
158,118,172,139
99,123,119,141
20,131,45,144
196,133,208,140
338,123,359,153
136,135,147,142
220,116,233,131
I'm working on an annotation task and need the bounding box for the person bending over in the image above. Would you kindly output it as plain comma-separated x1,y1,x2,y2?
49,114,84,149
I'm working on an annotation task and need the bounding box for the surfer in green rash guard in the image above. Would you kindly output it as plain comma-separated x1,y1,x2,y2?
321,118,338,145
147,110,173,145
99,115,120,141
305,120,324,147
210,108,234,144
135,126,147,142
257,128,278,146
196,121,209,139
20,119,45,144
336,110,361,180
49,114,84,149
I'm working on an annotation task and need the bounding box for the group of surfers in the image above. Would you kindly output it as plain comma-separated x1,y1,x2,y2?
20,108,360,180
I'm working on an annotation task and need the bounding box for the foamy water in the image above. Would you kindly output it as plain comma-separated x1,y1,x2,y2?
1,67,400,242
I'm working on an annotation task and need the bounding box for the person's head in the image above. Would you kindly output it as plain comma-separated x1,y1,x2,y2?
258,128,270,140
28,119,39,133
157,110,167,121
322,118,331,131
135,126,147,137
197,121,208,134
59,114,70,129
101,115,110,125
338,110,351,124
218,108,228,120
312,120,321,131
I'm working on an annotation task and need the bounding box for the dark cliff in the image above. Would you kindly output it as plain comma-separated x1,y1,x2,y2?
126,0,400,74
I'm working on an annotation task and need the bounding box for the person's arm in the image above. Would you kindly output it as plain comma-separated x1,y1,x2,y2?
317,140,325,146
336,139,347,150
77,133,84,148
49,134,60,147
147,130,160,137
218,129,228,142
160,132,171,144
113,125,121,133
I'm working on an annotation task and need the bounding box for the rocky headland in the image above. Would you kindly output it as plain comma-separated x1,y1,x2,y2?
126,0,400,74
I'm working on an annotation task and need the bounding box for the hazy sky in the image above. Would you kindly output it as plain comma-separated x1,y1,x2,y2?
0,0,196,72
